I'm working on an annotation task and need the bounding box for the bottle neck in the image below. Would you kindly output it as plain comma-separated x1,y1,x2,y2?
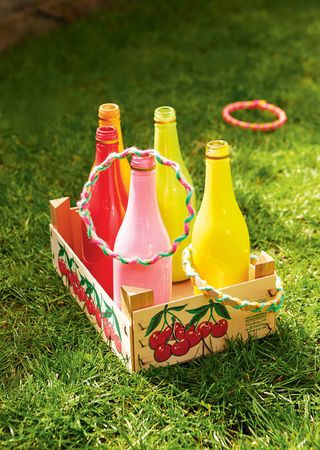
154,121,182,159
95,142,118,165
99,115,120,126
98,118,123,150
202,157,237,207
126,169,159,217
91,141,119,213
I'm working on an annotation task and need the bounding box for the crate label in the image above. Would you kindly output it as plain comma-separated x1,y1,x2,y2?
245,312,273,337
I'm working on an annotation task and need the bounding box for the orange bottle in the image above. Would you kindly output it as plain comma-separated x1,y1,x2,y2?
98,103,130,208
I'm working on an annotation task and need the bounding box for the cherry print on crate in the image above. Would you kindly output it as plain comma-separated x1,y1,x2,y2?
56,242,122,353
186,299,230,341
145,300,231,363
78,277,98,316
79,276,123,353
146,304,187,362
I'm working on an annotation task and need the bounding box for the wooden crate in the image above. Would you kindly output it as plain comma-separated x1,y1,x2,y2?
50,197,278,372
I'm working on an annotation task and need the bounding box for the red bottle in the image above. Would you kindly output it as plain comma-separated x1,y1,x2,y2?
82,126,124,297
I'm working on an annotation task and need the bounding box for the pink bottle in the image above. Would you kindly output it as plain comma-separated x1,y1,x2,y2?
82,126,124,298
113,154,172,308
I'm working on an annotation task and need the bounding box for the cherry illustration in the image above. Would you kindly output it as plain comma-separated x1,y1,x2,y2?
69,271,79,286
197,321,213,339
103,319,112,339
95,310,102,328
149,331,163,349
58,259,68,276
66,270,72,281
162,326,173,341
78,287,87,302
174,322,187,341
185,328,202,347
149,328,171,350
73,284,80,296
114,335,122,353
154,343,172,362
211,319,228,338
85,296,96,315
171,338,190,356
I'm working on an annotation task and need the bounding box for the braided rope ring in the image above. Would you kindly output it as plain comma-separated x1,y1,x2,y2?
182,245,284,313
222,100,287,131
77,147,195,266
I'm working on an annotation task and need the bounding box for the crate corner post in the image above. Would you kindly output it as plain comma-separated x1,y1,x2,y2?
120,285,154,372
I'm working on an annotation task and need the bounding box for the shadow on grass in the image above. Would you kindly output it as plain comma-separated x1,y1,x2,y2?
142,315,318,438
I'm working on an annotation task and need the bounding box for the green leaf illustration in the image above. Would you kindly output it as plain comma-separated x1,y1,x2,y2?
85,282,93,296
185,308,208,331
213,303,231,320
100,296,113,315
103,311,112,319
104,304,113,315
186,304,211,316
63,251,73,270
145,310,164,337
58,247,65,258
93,289,100,308
112,312,122,341
168,304,187,312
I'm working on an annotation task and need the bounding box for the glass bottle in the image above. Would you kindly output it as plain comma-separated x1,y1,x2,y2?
82,126,124,297
98,103,129,208
192,140,250,290
113,154,172,309
154,106,196,282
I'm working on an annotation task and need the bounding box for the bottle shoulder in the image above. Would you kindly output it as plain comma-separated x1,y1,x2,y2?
114,210,170,255
193,201,249,240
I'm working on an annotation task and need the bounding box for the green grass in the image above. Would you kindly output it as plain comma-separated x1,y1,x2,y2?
0,0,319,448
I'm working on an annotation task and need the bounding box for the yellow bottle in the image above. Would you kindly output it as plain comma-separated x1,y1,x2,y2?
98,103,131,195
154,106,196,282
192,140,250,291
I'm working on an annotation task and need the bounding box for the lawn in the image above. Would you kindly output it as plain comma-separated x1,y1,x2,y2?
0,0,319,448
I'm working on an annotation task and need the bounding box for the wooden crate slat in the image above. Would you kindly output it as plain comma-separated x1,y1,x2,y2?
131,275,276,371
50,197,73,248
221,274,276,302
132,303,276,371
70,206,84,261
255,251,275,279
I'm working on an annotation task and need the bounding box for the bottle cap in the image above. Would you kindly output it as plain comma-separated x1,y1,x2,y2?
130,155,156,171
154,106,176,123
205,140,231,159
96,126,118,143
99,103,120,121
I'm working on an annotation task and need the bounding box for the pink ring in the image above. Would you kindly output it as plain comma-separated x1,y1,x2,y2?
222,100,287,131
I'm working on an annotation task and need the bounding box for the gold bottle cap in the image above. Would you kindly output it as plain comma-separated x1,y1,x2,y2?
205,140,231,159
154,106,176,124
